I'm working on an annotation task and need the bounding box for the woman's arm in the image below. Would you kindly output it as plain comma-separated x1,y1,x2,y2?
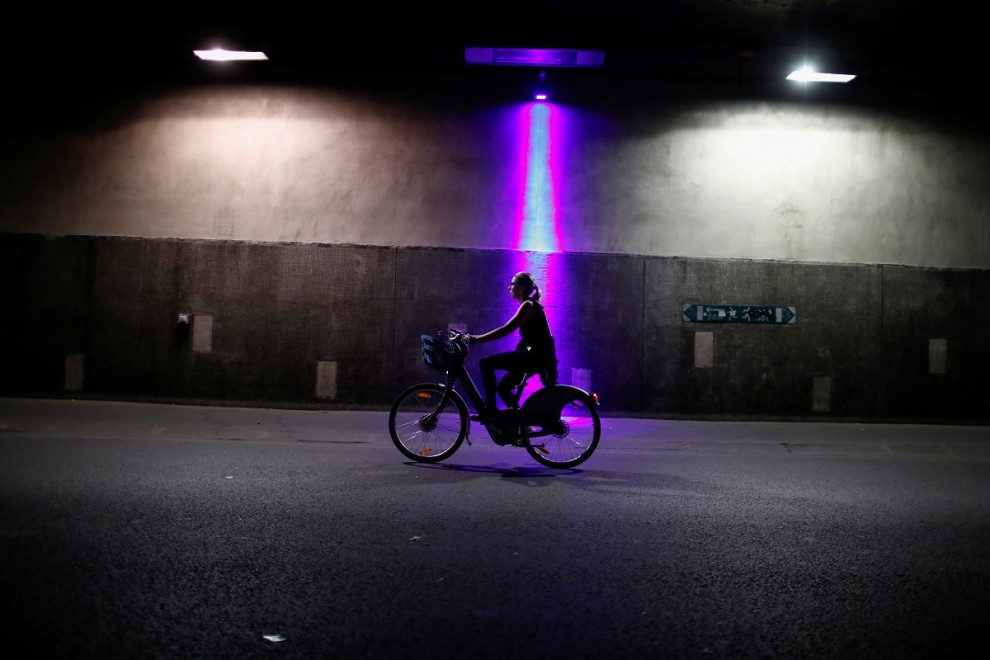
469,300,533,344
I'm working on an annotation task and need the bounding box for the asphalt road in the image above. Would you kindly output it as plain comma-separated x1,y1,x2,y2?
2,398,989,659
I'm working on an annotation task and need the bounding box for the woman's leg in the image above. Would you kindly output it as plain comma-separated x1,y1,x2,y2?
479,349,533,410
496,371,525,408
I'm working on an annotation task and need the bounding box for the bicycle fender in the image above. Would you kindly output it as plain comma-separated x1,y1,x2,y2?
442,384,468,403
521,384,593,415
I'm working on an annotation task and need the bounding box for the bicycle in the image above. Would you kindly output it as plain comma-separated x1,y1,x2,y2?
388,329,601,469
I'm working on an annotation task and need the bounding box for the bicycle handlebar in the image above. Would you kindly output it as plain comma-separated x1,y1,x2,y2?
447,328,469,355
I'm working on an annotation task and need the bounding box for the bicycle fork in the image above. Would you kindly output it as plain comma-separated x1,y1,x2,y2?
419,370,464,436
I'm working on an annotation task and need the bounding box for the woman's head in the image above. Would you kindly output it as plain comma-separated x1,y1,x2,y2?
508,271,541,301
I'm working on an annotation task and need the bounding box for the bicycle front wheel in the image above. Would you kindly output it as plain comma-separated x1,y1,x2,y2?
388,384,467,463
526,393,601,468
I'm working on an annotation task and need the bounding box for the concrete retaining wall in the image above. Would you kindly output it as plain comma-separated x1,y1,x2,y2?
2,233,987,421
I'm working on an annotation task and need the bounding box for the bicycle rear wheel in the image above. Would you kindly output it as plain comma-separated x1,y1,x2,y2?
388,384,467,463
526,393,601,468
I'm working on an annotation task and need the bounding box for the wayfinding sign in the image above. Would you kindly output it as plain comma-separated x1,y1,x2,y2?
682,304,796,324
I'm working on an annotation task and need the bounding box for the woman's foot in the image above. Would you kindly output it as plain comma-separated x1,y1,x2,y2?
470,410,497,422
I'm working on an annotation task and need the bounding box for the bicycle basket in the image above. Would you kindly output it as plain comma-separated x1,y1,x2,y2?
421,333,461,372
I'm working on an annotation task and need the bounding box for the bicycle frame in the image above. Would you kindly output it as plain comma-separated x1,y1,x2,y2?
389,331,602,467
426,346,575,446
445,362,487,414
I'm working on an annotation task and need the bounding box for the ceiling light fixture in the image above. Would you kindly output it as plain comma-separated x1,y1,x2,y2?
465,47,604,68
533,70,550,101
787,66,855,83
194,48,268,62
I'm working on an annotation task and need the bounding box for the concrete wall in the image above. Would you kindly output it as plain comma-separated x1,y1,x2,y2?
2,72,988,268
2,70,988,420
2,234,987,421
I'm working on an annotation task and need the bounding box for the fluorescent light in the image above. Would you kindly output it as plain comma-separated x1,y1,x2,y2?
194,48,268,62
787,67,855,83
465,47,604,68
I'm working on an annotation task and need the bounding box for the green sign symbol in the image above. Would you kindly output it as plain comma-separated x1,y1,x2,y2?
682,304,796,324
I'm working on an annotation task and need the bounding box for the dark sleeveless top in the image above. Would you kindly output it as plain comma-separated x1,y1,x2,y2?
517,299,556,364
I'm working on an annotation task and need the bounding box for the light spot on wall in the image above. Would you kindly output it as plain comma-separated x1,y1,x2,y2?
571,367,592,392
64,353,84,391
192,314,214,353
812,376,832,412
316,360,338,399
929,338,947,374
695,332,714,368
513,101,562,253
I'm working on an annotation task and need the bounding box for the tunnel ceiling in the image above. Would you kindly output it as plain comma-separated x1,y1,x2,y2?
10,1,981,97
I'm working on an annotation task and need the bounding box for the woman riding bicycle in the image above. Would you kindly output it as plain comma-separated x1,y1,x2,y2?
389,272,599,468
463,271,558,414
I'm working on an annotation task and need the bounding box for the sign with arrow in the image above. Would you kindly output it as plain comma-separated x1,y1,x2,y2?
682,304,796,324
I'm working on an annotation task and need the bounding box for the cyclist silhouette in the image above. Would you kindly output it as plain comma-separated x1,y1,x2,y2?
464,271,558,413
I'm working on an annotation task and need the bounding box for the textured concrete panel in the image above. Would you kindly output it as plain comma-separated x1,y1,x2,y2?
882,267,990,419
3,233,987,422
87,237,150,395
76,238,397,405
64,353,85,391
0,234,93,392
645,257,883,419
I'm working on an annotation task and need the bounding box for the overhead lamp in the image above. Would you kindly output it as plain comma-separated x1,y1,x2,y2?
787,66,855,83
465,47,605,68
194,48,268,62
532,70,550,101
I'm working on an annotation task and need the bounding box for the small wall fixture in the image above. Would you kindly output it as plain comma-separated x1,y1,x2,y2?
194,48,268,61
787,66,855,83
